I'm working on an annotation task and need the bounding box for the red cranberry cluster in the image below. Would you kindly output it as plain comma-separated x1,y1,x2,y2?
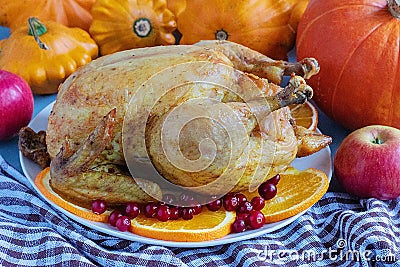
91,174,280,233
91,200,140,231
91,193,204,231
142,200,203,222
230,174,280,233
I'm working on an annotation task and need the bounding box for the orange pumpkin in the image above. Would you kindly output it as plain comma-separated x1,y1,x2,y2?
167,0,186,19
0,0,96,32
176,0,309,60
296,0,400,130
89,0,177,56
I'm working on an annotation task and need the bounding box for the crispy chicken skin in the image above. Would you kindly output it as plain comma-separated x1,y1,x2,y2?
43,40,329,205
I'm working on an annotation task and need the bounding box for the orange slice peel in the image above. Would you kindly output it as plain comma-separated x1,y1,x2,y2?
289,101,318,130
34,166,328,241
244,167,329,223
130,209,235,242
34,167,110,223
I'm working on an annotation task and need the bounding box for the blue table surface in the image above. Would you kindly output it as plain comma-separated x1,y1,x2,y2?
0,26,350,192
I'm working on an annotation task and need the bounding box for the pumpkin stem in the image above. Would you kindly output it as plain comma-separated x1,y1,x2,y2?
215,29,229,40
28,17,49,50
133,18,153,38
388,0,400,18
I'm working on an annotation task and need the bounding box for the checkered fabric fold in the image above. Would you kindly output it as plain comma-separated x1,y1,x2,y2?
1,155,399,267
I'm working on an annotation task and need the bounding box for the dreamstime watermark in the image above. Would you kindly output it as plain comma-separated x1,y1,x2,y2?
122,61,280,205
121,60,312,206
255,239,397,263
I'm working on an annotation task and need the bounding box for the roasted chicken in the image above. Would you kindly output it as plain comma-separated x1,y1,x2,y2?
37,40,331,207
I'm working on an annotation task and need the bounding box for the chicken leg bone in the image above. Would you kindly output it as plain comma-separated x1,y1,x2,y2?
246,75,313,121
195,40,320,84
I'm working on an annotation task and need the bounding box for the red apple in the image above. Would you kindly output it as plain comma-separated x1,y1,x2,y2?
334,125,400,200
0,70,34,140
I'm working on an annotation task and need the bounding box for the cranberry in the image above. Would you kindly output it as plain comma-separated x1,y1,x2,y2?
162,194,176,205
258,182,277,200
236,201,253,214
156,205,171,222
235,193,247,204
144,202,159,218
125,202,140,219
191,203,202,215
267,174,281,186
115,215,131,232
206,198,222,211
168,206,180,220
223,194,239,211
91,199,107,214
236,212,249,221
246,210,265,230
231,219,247,233
251,196,265,211
108,210,123,227
180,207,194,220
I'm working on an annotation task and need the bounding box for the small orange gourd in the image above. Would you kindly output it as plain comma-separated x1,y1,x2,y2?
0,0,96,32
89,0,177,56
176,0,309,60
0,18,98,94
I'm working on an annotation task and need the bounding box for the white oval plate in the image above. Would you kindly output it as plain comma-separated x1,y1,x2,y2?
20,101,332,248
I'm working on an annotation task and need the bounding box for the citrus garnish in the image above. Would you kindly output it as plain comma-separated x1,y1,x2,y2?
130,209,235,242
35,166,328,240
289,101,318,130
34,168,109,222
244,167,329,223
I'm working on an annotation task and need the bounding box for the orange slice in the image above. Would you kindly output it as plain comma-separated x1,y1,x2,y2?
244,167,329,223
34,168,109,222
130,210,235,242
289,101,318,130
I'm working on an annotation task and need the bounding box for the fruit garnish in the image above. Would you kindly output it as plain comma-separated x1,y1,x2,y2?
235,193,248,204
144,202,159,218
250,196,265,211
91,199,107,214
266,173,281,186
222,194,239,211
180,207,195,220
246,210,265,230
206,198,222,211
125,202,140,219
258,182,277,200
36,166,328,241
289,101,318,131
236,201,253,214
156,205,171,222
34,168,109,222
115,216,131,232
108,210,124,226
169,206,180,220
130,210,235,242
231,218,247,233
245,167,329,223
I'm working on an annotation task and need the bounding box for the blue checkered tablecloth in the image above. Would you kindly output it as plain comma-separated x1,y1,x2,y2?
1,155,399,267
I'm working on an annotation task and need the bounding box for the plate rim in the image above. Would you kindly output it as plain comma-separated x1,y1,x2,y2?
19,101,332,248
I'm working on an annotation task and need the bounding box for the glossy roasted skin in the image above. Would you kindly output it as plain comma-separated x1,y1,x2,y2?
145,75,313,193
46,40,328,205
